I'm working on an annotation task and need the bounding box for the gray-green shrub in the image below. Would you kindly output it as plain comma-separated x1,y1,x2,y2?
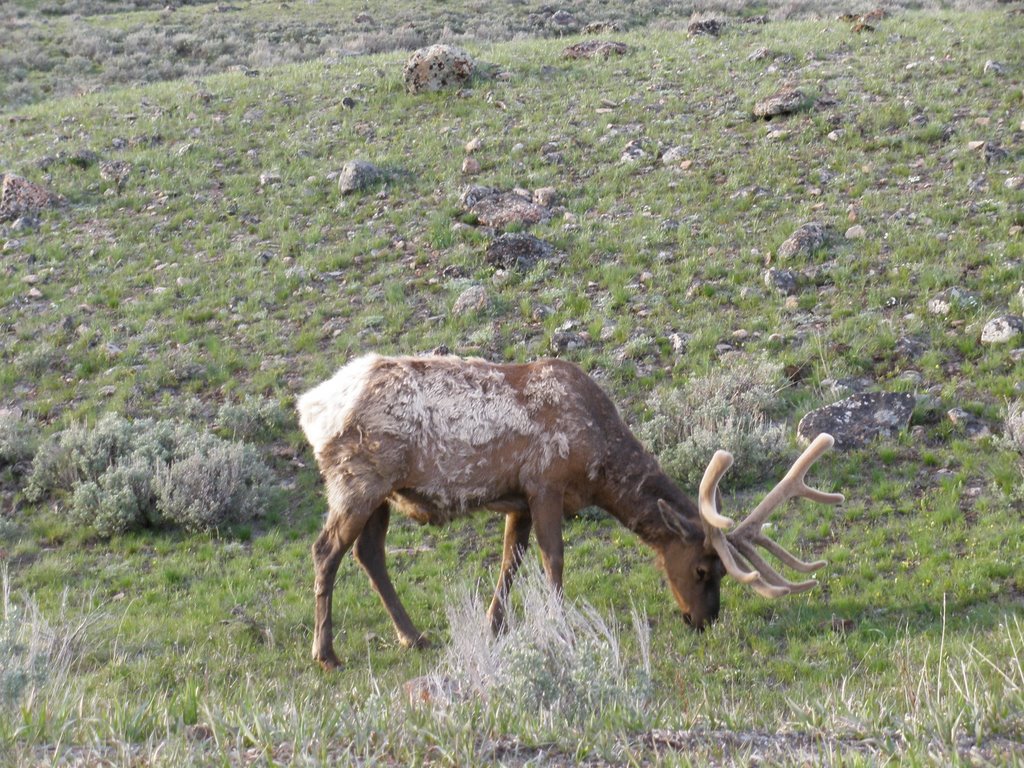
25,413,274,536
216,396,289,441
0,411,37,468
639,355,788,490
436,561,652,728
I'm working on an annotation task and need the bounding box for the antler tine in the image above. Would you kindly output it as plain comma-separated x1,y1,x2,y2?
698,451,761,584
732,539,819,594
698,450,736,529
730,433,844,538
753,534,826,573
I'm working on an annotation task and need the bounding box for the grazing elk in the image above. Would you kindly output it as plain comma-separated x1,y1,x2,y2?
297,353,843,669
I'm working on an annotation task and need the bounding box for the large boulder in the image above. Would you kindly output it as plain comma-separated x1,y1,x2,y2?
403,45,475,94
0,173,61,222
797,392,916,449
461,187,551,230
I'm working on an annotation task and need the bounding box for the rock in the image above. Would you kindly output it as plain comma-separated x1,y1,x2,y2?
338,159,382,195
983,60,1005,75
98,160,132,190
797,392,916,449
687,18,722,37
464,137,483,154
11,215,39,232
1005,176,1024,190
562,40,628,59
947,408,991,440
661,146,688,166
927,287,979,316
532,187,557,207
777,222,828,261
485,233,554,271
461,157,480,175
259,172,282,186
551,331,587,353
753,88,806,119
764,268,799,295
451,285,488,316
354,12,375,24
582,21,618,35
620,140,646,163
0,173,62,222
462,188,551,230
845,224,866,240
403,45,474,94
980,315,1024,344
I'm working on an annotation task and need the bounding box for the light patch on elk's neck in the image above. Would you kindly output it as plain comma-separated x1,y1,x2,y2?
296,353,382,458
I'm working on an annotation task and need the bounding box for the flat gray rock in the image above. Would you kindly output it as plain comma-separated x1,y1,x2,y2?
797,392,916,449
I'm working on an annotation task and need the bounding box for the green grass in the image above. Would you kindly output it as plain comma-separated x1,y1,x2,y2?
2,5,1024,766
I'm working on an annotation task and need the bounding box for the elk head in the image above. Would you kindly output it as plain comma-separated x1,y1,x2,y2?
659,433,844,630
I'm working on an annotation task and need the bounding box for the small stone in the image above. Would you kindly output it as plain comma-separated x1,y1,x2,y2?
451,285,488,316
764,268,799,295
562,40,628,59
485,233,554,271
661,146,688,166
550,331,586,353
753,88,805,119
777,222,828,260
845,224,866,239
620,140,646,163
947,408,991,440
983,60,1004,75
26,287,43,299
461,157,480,175
21,274,40,284
1005,176,1024,191
338,159,382,195
465,137,483,154
259,172,282,186
980,315,1024,344
532,187,557,207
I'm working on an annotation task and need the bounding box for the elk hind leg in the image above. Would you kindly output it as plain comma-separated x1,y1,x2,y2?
353,503,426,649
486,510,532,635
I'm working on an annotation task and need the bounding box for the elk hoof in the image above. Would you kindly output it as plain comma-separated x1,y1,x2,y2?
315,651,343,670
400,632,430,650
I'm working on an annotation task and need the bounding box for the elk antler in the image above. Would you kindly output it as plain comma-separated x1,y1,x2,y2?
698,433,844,598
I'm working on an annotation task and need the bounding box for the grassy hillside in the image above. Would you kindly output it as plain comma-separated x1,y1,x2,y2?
2,5,1023,766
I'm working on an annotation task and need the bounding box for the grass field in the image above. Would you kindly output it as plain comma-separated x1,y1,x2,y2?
2,2,1023,765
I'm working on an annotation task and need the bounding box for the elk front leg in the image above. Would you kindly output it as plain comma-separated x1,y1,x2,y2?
311,522,359,670
353,503,427,649
486,510,532,635
529,486,566,594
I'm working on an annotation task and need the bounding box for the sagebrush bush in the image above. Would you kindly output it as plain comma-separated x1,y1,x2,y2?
436,561,652,727
1003,400,1024,456
154,439,272,533
0,410,37,468
639,355,788,490
216,396,289,441
25,413,274,536
0,565,90,712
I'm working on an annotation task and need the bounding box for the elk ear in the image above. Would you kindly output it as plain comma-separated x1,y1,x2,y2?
656,499,703,542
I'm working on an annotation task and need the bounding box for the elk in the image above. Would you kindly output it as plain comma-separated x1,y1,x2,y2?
297,353,843,669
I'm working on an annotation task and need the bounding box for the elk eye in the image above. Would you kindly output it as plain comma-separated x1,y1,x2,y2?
696,565,709,581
